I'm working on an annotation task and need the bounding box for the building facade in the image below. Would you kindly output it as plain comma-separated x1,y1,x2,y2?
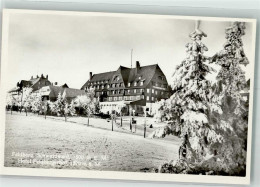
8,74,52,96
81,61,172,115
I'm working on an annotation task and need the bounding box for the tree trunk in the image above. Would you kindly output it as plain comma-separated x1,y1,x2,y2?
25,109,27,116
65,114,67,122
11,106,13,115
88,115,90,125
112,118,113,131
120,116,122,127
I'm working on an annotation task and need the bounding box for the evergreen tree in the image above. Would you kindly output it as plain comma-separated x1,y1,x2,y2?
167,25,224,163
208,22,249,175
157,22,230,174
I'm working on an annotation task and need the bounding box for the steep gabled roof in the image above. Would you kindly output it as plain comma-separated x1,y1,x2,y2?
127,64,157,87
81,63,162,90
91,71,115,82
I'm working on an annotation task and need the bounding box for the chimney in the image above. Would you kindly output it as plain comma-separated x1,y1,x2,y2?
31,76,33,80
89,72,93,80
46,75,48,79
54,82,58,86
136,61,140,74
41,74,44,78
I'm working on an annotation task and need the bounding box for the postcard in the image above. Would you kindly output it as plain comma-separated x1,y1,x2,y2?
0,9,257,185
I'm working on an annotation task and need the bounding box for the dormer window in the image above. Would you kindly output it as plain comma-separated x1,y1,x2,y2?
134,82,137,86
113,75,120,81
140,81,144,86
128,83,131,87
138,76,142,80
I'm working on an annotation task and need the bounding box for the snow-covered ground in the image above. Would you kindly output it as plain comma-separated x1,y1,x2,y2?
4,112,180,172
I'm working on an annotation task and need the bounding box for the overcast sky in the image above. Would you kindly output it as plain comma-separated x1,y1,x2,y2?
5,11,254,90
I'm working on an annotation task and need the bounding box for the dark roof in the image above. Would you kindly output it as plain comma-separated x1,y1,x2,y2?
64,88,86,98
48,86,86,98
81,64,160,89
91,71,115,82
127,64,157,87
61,83,69,88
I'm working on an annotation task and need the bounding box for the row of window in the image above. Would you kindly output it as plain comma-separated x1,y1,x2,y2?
95,88,167,97
146,96,155,101
105,95,157,102
127,80,144,87
151,81,168,88
88,80,145,90
146,88,166,96
88,81,169,90
108,95,145,102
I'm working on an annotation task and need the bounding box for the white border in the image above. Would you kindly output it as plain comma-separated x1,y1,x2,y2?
0,9,257,185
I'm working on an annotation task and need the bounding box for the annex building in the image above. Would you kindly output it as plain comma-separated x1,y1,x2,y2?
81,61,172,115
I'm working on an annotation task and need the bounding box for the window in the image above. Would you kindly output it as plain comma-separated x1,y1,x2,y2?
107,85,110,88
140,81,144,86
128,83,131,87
152,97,154,101
147,96,149,101
161,91,163,95
113,76,120,81
128,90,130,94
152,89,154,94
155,90,158,95
114,97,118,101
147,88,150,93
134,89,136,93
134,82,137,86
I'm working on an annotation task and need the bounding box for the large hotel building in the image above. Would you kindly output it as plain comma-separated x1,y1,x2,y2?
81,61,172,115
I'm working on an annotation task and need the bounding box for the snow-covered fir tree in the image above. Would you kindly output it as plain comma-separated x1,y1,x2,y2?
168,24,224,163
208,22,250,175
156,22,231,174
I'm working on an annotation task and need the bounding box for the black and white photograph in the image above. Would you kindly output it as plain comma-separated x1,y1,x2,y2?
0,9,257,185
